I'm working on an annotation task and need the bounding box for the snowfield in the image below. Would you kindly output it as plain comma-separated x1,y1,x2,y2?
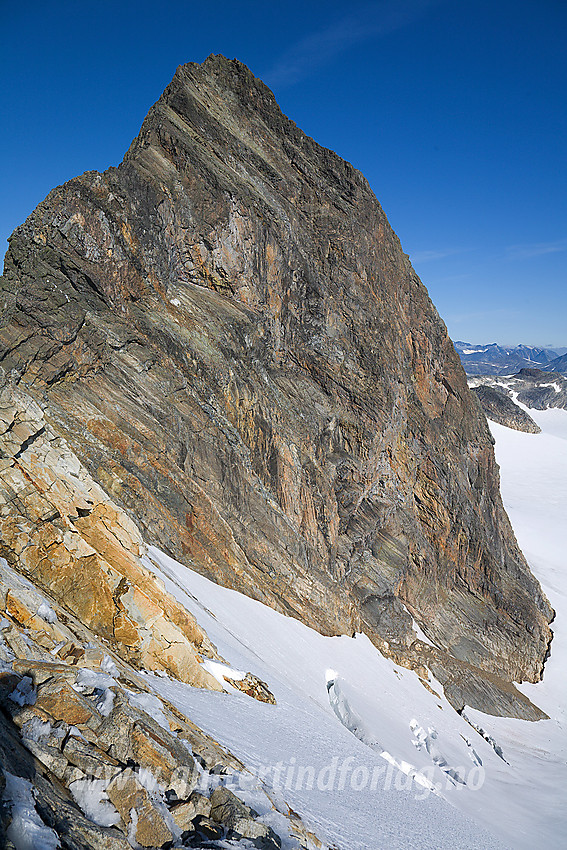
138,407,567,850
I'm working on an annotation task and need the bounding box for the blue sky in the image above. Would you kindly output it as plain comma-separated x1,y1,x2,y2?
1,0,565,347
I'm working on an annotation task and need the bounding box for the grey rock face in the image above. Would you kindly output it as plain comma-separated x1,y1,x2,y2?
0,55,553,703
471,385,541,432
514,369,567,410
210,786,281,847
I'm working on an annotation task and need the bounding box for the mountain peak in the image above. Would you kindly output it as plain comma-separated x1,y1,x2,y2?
0,58,552,716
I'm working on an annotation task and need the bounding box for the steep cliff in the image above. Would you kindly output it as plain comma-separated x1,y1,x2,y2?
0,55,552,712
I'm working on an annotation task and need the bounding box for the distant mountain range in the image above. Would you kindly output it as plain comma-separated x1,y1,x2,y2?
454,341,567,375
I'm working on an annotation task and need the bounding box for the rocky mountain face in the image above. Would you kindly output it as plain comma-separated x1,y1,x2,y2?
0,379,308,849
0,548,300,849
0,382,224,691
0,53,553,725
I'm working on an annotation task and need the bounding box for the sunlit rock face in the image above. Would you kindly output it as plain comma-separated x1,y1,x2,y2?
0,55,553,709
0,381,222,688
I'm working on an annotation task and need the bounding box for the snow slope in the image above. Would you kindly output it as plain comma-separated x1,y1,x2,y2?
467,408,567,845
143,546,508,850
137,408,566,850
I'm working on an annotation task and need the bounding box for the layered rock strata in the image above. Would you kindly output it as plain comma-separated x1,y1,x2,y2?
0,55,553,709
0,380,222,688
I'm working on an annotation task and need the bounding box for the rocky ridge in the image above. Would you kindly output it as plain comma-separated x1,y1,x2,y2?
469,370,567,414
454,342,560,376
543,352,567,374
0,378,223,690
470,385,541,433
0,55,553,716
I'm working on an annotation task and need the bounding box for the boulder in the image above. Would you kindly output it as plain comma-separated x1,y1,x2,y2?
106,769,172,848
96,692,198,785
209,785,280,844
170,790,212,829
21,738,68,779
63,735,120,778
225,672,277,704
34,678,102,728
192,816,224,841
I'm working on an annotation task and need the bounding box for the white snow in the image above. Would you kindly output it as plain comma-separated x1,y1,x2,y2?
69,778,121,828
400,601,436,646
36,602,57,624
73,667,116,693
201,658,247,691
127,808,138,845
141,549,510,849
536,382,562,393
471,409,567,845
68,726,87,741
49,641,66,657
9,676,36,707
101,654,119,676
20,717,52,744
3,771,60,850
73,666,117,716
95,688,115,717
126,689,170,731
135,766,161,793
127,408,567,850
519,405,567,441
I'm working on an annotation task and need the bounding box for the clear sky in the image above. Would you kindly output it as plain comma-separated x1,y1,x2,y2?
1,0,565,347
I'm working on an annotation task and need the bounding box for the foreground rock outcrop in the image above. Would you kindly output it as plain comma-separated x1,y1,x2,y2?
0,55,553,710
0,380,224,689
0,555,313,849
